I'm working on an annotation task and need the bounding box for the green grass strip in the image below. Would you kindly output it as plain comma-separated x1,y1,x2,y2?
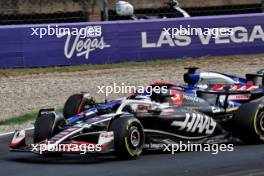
0,108,63,126
0,111,38,126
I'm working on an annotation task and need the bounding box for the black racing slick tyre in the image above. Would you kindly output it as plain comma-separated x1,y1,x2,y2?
109,115,145,160
63,94,83,119
233,101,264,144
34,112,64,156
34,113,58,143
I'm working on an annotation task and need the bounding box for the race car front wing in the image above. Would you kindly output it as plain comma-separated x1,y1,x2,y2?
9,129,115,155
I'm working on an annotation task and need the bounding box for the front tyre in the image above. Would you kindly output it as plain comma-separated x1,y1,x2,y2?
63,93,95,119
233,101,264,144
63,94,83,119
34,112,65,156
109,115,144,159
34,112,64,143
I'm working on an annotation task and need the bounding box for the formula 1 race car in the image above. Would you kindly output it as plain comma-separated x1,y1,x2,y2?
10,83,264,159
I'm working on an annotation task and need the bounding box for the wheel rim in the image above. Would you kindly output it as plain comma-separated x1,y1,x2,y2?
256,111,264,136
130,128,140,147
124,121,144,157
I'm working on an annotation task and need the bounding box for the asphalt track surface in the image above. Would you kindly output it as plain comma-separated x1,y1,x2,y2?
1,133,264,176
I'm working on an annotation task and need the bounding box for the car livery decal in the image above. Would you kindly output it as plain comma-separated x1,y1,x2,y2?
170,89,183,106
48,127,81,144
171,113,216,135
211,85,259,91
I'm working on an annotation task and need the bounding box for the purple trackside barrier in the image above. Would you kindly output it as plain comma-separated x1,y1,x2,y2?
0,13,263,68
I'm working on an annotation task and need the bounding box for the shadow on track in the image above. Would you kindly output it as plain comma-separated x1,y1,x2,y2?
5,154,119,165
4,150,170,165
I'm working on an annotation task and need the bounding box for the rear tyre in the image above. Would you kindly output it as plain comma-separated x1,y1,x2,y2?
109,115,144,159
63,94,83,119
233,101,264,144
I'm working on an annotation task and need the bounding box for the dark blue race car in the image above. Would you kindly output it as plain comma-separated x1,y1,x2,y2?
177,67,264,107
182,67,264,88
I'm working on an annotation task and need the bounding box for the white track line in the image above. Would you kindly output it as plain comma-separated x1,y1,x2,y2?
0,127,34,137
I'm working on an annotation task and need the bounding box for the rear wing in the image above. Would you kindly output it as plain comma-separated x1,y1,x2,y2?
196,89,252,109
